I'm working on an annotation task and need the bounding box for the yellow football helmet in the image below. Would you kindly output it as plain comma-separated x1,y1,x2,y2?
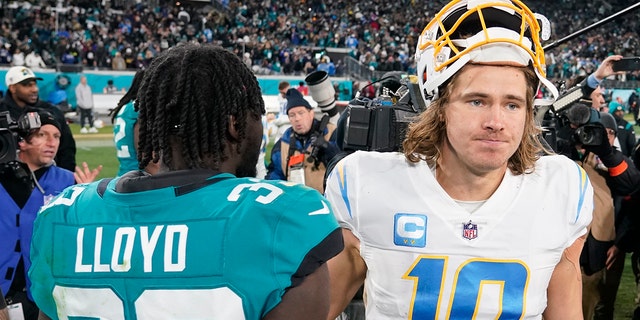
415,0,558,106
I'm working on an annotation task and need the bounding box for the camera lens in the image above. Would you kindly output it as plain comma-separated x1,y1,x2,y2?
0,129,18,164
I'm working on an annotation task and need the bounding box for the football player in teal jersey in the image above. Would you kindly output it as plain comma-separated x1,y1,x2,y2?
29,44,343,320
110,70,145,176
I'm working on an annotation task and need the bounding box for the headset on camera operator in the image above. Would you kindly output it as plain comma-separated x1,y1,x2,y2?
266,88,339,193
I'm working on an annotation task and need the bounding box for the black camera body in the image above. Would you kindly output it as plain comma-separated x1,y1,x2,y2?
0,111,41,165
341,77,427,152
540,103,606,156
573,123,606,146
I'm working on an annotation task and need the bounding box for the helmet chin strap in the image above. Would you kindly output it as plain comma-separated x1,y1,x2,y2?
533,69,558,107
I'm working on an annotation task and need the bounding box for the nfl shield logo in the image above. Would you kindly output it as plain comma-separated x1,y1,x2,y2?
462,221,478,240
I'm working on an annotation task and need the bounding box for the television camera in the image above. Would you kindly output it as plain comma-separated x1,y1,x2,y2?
536,83,607,156
339,74,428,152
0,111,41,167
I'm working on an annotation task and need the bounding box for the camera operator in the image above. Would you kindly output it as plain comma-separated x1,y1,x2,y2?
560,102,640,319
0,110,100,320
0,66,76,172
266,88,339,193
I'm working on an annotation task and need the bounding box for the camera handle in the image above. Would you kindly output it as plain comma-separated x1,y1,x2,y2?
307,115,330,167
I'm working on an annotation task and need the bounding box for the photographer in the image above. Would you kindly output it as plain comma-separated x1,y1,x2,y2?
266,88,339,193
0,66,76,172
559,103,640,319
550,55,640,318
0,111,100,320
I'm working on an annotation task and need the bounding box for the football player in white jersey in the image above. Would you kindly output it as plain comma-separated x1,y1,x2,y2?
324,0,594,319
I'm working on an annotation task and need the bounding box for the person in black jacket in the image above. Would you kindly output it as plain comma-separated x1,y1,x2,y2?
611,105,636,157
0,66,76,171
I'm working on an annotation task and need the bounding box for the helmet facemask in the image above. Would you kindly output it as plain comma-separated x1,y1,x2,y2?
416,0,557,106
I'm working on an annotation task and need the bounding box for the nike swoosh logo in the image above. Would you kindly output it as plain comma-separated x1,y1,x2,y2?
308,201,331,216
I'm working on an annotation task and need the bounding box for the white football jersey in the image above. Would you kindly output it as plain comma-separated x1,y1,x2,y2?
325,151,593,319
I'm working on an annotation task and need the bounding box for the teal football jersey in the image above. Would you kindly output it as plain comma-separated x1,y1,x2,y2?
30,172,341,319
113,101,139,176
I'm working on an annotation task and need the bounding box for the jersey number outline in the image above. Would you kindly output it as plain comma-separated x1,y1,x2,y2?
403,256,529,319
52,286,245,319
114,117,131,158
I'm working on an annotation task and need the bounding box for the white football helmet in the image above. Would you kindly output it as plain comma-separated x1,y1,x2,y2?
415,0,558,106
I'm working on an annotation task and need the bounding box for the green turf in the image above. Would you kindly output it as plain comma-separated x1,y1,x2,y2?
69,122,115,135
76,145,119,179
616,255,638,319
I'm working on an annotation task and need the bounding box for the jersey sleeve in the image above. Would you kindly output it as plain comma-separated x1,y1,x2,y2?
29,186,82,319
269,184,342,294
324,152,362,239
563,159,594,248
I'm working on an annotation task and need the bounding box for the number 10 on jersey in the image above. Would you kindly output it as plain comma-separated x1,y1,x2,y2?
403,256,529,319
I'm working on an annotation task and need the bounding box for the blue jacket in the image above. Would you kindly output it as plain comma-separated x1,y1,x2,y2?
0,165,74,299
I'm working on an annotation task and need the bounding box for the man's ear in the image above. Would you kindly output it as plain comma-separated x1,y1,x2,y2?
17,138,27,150
228,115,240,142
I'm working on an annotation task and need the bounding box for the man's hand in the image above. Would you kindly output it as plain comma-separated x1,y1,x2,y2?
593,55,624,80
74,162,103,183
605,245,621,270
581,124,612,157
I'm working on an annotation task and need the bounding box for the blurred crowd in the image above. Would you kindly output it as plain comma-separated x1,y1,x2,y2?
0,0,638,84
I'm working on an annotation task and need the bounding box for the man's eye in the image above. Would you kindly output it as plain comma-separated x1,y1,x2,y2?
470,100,482,107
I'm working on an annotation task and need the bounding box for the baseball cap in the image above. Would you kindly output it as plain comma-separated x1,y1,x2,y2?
5,66,43,86
285,88,312,114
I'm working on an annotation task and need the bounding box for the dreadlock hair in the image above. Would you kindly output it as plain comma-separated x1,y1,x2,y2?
109,69,146,123
136,44,265,171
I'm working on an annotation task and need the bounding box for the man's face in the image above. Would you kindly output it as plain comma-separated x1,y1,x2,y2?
235,114,263,178
10,80,39,106
18,124,61,170
441,64,528,175
590,87,605,110
287,106,315,134
279,87,288,99
614,110,624,120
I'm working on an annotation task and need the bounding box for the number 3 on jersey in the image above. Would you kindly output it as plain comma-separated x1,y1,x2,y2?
403,256,528,319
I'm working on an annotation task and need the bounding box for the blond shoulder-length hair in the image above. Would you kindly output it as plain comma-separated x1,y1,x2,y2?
402,63,549,175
